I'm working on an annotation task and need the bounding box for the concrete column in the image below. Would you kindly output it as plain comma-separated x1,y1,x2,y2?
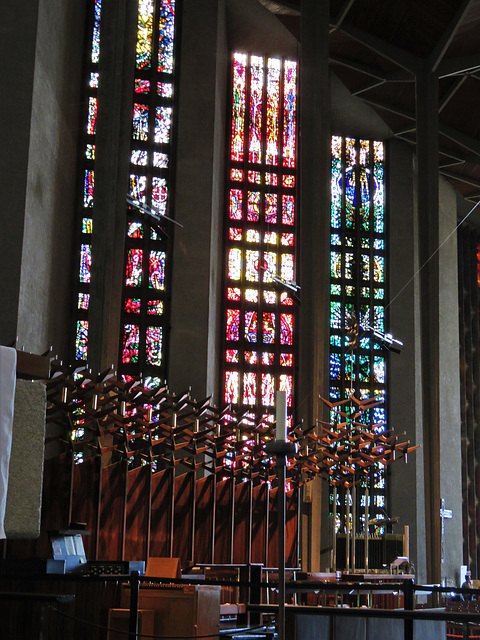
88,0,136,373
168,0,228,400
389,139,427,582
0,2,40,346
299,0,331,572
0,1,86,359
416,64,442,582
438,178,463,584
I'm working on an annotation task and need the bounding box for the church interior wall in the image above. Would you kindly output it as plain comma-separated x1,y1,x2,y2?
0,0,471,586
0,1,42,348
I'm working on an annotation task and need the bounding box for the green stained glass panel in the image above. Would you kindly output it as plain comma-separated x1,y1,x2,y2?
374,256,384,282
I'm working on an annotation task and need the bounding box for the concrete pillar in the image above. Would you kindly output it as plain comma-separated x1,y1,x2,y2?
438,178,463,584
416,65,442,583
0,1,40,347
389,139,427,582
88,0,136,373
168,0,228,400
298,0,331,572
0,0,86,359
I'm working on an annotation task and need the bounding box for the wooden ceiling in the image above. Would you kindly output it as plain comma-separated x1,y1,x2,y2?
258,0,480,203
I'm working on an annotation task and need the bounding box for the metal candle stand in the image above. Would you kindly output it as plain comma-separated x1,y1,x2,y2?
264,391,298,640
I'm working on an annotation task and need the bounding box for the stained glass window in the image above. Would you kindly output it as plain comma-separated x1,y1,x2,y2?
73,0,102,363
328,135,387,534
120,0,178,383
222,53,297,430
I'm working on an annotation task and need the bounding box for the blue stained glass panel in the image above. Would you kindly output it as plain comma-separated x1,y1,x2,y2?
91,0,102,64
133,103,149,141
79,245,91,283
374,141,385,233
84,170,94,207
155,106,172,143
158,0,176,74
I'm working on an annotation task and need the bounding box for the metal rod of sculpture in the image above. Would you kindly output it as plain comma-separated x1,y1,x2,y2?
276,390,287,640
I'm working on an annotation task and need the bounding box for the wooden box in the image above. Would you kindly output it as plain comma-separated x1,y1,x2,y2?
108,608,155,640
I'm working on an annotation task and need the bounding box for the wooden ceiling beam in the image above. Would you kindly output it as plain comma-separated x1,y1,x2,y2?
362,93,480,159
352,79,387,96
428,0,476,72
439,169,480,190
439,75,467,112
330,54,387,81
329,0,356,32
338,23,420,73
439,122,480,157
257,0,300,15
360,95,416,120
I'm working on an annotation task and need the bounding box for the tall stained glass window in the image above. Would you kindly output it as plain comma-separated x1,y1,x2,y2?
223,53,298,431
329,135,387,533
119,0,178,386
73,0,102,363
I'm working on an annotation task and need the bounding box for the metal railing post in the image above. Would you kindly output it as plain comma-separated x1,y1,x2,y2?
128,571,139,640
